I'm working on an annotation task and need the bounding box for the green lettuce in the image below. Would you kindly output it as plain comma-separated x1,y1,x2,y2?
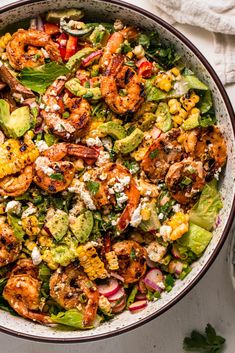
51,309,89,329
7,213,25,240
178,222,212,256
189,180,223,231
19,62,69,94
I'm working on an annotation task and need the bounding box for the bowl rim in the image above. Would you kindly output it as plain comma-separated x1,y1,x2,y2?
0,0,235,344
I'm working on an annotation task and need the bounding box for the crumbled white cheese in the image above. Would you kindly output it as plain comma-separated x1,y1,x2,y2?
35,157,54,176
172,204,181,213
68,180,96,210
130,203,142,227
35,140,49,152
22,203,37,218
101,137,113,151
99,172,107,181
5,201,21,215
118,176,131,187
86,137,103,147
39,103,45,109
41,48,49,58
116,192,128,207
159,225,172,238
82,172,91,182
158,213,164,220
147,241,167,263
113,182,125,193
52,104,61,111
31,246,42,265
54,120,75,134
111,219,117,226
96,151,111,166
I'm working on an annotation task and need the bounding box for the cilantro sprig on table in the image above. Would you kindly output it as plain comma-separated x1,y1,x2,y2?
183,324,226,353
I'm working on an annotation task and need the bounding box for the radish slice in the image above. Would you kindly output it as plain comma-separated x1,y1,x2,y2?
37,16,44,31
146,256,157,268
112,296,126,314
136,293,147,300
98,279,119,298
171,245,181,259
143,269,165,292
110,271,124,282
108,287,125,302
129,300,147,312
169,260,183,276
138,278,147,294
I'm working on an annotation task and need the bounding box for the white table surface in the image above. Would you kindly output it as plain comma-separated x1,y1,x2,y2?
0,0,235,352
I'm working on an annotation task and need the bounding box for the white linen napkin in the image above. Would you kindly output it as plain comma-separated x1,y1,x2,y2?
149,0,235,84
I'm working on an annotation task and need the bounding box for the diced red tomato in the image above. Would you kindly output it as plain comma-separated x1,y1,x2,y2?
138,61,153,78
57,33,68,61
64,35,78,61
44,22,60,36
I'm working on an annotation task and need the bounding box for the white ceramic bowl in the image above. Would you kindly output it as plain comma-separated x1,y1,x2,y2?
0,0,235,343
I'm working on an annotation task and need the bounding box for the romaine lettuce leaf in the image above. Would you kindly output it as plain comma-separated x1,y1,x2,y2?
7,213,25,240
51,309,90,329
19,62,69,94
178,222,212,256
189,180,223,231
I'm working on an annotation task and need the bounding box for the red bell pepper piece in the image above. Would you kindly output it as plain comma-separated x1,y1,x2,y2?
64,35,78,61
57,33,68,61
138,61,153,78
44,22,60,36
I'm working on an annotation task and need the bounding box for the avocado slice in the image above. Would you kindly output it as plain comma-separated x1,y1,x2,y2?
45,209,69,242
0,99,32,138
155,102,172,132
65,78,101,100
139,200,161,232
69,211,93,243
66,48,95,71
46,9,84,24
181,114,200,130
113,128,144,154
89,26,110,45
99,121,126,140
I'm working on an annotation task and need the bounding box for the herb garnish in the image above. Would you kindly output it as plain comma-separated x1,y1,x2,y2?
50,173,64,181
183,324,226,353
130,247,136,260
149,148,159,160
87,181,100,195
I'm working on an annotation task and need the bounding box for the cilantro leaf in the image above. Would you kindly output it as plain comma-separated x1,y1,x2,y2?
149,148,159,159
50,173,64,181
19,62,69,94
87,181,100,195
183,324,226,352
130,247,136,260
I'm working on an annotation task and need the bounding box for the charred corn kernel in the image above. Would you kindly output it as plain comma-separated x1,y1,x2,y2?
180,92,200,111
77,243,108,280
19,253,27,259
156,72,173,92
168,99,181,114
90,64,99,77
173,108,188,126
24,239,37,252
167,212,189,229
38,233,53,248
170,223,189,240
22,215,40,238
131,145,149,161
187,107,200,119
99,295,112,314
26,130,35,139
0,138,39,179
171,67,180,77
126,51,134,59
86,121,106,138
73,158,84,171
41,250,59,270
105,251,119,270
0,33,11,49
140,208,151,221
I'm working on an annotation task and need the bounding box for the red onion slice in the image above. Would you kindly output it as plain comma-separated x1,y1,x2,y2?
98,278,119,298
143,269,165,292
82,50,103,67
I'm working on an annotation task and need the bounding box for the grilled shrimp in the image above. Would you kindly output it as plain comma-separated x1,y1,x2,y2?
90,163,140,231
101,56,144,115
3,274,52,324
50,264,99,327
10,258,39,278
100,27,138,69
0,165,33,197
194,126,227,180
0,136,39,179
0,223,21,267
6,29,61,70
165,158,205,204
112,240,147,284
141,128,184,182
34,143,98,193
42,78,91,140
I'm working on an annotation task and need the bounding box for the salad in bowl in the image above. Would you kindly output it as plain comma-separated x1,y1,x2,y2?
0,7,227,330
